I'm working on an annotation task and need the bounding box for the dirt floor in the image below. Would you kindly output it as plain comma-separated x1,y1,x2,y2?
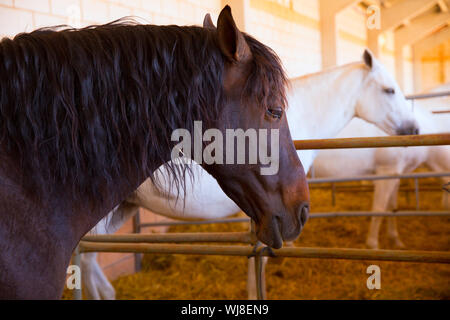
65,174,450,299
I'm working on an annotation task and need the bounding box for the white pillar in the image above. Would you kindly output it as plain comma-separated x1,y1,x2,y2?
367,29,380,58
394,37,404,90
412,45,422,93
319,0,338,69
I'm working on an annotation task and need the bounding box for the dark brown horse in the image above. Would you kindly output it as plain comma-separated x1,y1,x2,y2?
0,6,309,299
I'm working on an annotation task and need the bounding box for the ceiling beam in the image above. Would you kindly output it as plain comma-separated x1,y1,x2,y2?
437,0,449,12
327,0,359,13
414,25,450,55
367,0,437,57
394,11,450,89
381,0,437,32
319,0,359,68
395,11,450,46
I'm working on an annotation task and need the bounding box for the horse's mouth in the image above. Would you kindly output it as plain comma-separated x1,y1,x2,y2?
254,204,309,249
256,218,284,249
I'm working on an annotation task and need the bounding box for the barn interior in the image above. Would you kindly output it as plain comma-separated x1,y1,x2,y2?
0,0,448,300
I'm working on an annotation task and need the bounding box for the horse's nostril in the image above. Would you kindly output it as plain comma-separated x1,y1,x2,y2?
298,203,309,226
396,125,419,136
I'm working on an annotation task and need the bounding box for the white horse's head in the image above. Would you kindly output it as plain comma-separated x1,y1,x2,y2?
355,49,419,135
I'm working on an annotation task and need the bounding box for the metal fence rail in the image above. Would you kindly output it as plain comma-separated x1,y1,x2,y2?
293,133,450,150
139,217,250,228
406,90,450,113
78,242,450,264
432,110,450,114
82,231,255,244
405,91,450,100
308,171,450,184
137,211,450,228
310,211,450,218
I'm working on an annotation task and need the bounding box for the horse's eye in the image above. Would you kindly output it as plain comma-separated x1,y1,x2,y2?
266,107,283,119
384,87,395,94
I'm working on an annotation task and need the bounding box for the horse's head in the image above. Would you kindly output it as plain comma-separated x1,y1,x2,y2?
196,7,309,248
355,49,419,135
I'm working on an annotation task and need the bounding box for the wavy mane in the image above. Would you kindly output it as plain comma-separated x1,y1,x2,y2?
0,20,287,206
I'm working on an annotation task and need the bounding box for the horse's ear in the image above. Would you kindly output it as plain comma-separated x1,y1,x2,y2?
363,49,373,69
203,13,216,29
217,5,251,62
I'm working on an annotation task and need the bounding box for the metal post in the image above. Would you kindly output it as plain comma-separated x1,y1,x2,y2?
405,185,411,204
250,220,260,300
250,220,257,244
72,245,82,300
132,210,142,272
254,246,264,300
445,187,449,208
331,183,336,206
250,220,266,300
414,178,420,210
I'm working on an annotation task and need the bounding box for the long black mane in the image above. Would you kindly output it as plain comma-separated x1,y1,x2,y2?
0,20,287,206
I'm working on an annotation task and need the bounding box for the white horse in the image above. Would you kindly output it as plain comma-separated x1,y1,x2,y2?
313,99,449,249
81,49,419,300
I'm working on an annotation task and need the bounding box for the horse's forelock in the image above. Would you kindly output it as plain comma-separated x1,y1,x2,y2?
242,34,289,111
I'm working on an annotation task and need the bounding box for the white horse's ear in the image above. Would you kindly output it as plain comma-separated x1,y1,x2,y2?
363,49,373,69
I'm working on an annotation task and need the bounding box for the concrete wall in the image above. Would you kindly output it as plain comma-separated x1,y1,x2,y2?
0,0,222,34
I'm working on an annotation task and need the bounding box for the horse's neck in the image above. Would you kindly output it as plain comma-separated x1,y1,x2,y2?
286,63,366,141
285,63,367,172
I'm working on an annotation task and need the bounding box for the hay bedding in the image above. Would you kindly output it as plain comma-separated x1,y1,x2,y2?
65,173,450,299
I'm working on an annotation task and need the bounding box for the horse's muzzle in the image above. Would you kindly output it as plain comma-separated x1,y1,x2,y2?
396,122,419,135
272,202,310,248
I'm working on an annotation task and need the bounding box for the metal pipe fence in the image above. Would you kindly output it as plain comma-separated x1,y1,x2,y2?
82,231,256,244
137,211,450,229
308,171,450,184
73,133,450,300
432,110,450,114
77,242,450,264
405,91,450,100
136,170,450,228
406,90,450,114
293,133,450,150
